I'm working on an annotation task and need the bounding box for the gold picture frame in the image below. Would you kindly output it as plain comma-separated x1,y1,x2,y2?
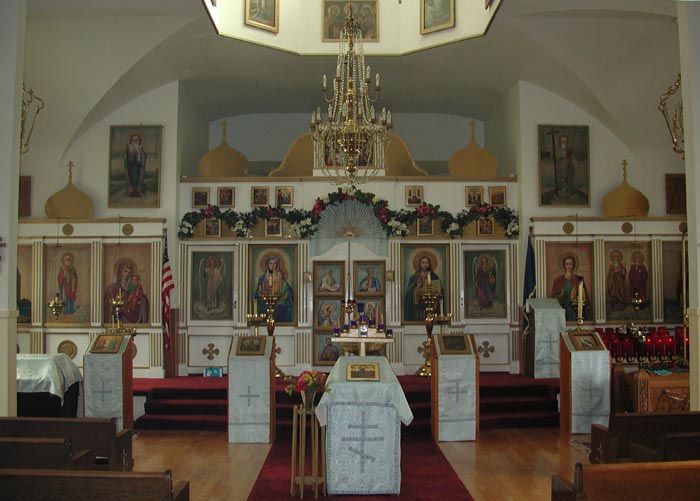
235,335,267,356
217,187,235,208
203,218,221,238
275,186,293,207
465,186,483,207
251,186,269,207
346,361,380,381
244,0,279,33
420,0,455,35
488,186,506,207
90,334,124,354
323,0,378,42
437,334,472,355
192,187,210,208
476,215,495,237
569,332,604,351
405,185,424,206
417,216,434,237
264,217,282,237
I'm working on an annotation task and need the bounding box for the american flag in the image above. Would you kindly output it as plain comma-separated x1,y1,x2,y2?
161,233,175,350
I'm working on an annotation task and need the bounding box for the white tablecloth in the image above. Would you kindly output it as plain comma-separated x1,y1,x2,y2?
16,354,82,403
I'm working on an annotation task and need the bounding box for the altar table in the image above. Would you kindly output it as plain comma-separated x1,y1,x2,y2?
16,354,82,417
316,356,413,496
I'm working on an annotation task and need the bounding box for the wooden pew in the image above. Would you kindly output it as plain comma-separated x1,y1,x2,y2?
0,436,92,470
630,431,700,462
551,461,700,500
0,416,132,471
0,468,189,501
589,411,700,463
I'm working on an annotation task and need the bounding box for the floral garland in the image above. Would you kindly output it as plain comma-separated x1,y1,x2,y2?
178,189,519,239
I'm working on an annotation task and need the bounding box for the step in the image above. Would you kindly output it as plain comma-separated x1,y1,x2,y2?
145,399,227,415
479,411,559,429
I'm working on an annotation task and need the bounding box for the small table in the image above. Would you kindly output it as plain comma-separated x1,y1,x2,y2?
330,337,394,356
290,404,325,499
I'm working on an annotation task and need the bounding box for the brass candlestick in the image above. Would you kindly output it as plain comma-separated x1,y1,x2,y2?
47,292,65,319
247,311,267,337
261,293,280,336
416,289,440,377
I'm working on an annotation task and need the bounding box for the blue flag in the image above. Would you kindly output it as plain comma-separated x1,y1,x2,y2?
522,235,536,333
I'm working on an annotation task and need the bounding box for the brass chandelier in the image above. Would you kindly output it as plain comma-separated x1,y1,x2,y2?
310,8,392,187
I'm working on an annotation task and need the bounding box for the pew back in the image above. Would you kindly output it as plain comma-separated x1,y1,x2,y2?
0,468,189,501
590,411,700,463
0,436,90,469
0,416,132,470
552,461,700,500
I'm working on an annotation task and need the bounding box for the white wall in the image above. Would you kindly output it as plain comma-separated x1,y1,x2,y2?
177,83,210,179
486,84,520,178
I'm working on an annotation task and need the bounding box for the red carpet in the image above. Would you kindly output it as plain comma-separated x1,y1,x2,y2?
247,434,474,501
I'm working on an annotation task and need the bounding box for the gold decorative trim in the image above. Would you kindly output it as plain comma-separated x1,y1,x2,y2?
62,223,74,236
121,223,134,236
621,222,633,234
57,339,78,359
562,222,574,235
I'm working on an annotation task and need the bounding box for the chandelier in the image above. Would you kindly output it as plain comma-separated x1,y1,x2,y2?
310,8,392,187
20,83,44,154
658,73,684,159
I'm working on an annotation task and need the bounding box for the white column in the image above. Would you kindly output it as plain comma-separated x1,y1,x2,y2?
678,2,700,411
0,0,27,416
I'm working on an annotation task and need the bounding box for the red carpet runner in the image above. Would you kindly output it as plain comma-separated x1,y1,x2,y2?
247,433,474,501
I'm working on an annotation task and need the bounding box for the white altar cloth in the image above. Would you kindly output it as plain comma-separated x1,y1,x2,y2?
16,354,82,404
527,298,565,379
434,340,477,441
228,339,273,443
317,356,413,495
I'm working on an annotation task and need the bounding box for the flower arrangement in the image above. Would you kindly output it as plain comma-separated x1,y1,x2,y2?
177,190,520,240
284,370,329,396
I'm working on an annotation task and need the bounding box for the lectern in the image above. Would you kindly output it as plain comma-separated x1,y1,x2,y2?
560,329,610,435
523,298,565,379
83,334,135,432
228,336,276,443
431,333,479,442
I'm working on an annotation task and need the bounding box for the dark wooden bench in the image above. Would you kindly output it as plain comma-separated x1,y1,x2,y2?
0,416,132,470
551,461,700,500
0,436,92,470
589,411,700,463
0,468,189,501
630,431,700,462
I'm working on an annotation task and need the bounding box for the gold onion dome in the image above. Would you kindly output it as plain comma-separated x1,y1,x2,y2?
198,121,249,177
44,161,94,218
601,159,649,217
448,120,498,178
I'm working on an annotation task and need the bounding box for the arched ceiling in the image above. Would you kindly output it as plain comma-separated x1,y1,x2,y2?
29,0,680,157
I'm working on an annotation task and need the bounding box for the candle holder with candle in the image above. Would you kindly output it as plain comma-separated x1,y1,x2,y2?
246,300,267,336
415,288,440,377
260,293,281,336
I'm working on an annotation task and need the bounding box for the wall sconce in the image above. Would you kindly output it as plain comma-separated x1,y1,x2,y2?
386,270,395,282
20,83,44,154
658,74,684,159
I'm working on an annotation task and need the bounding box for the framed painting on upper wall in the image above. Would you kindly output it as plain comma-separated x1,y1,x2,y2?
401,244,448,324
354,261,385,296
103,243,152,326
249,244,297,326
544,242,594,324
665,174,686,214
244,0,279,33
323,0,378,42
420,0,455,35
217,187,235,208
108,125,162,208
537,125,590,207
44,244,92,325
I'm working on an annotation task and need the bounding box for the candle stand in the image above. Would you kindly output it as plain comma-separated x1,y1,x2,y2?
416,290,440,377
247,311,267,337
259,293,285,378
